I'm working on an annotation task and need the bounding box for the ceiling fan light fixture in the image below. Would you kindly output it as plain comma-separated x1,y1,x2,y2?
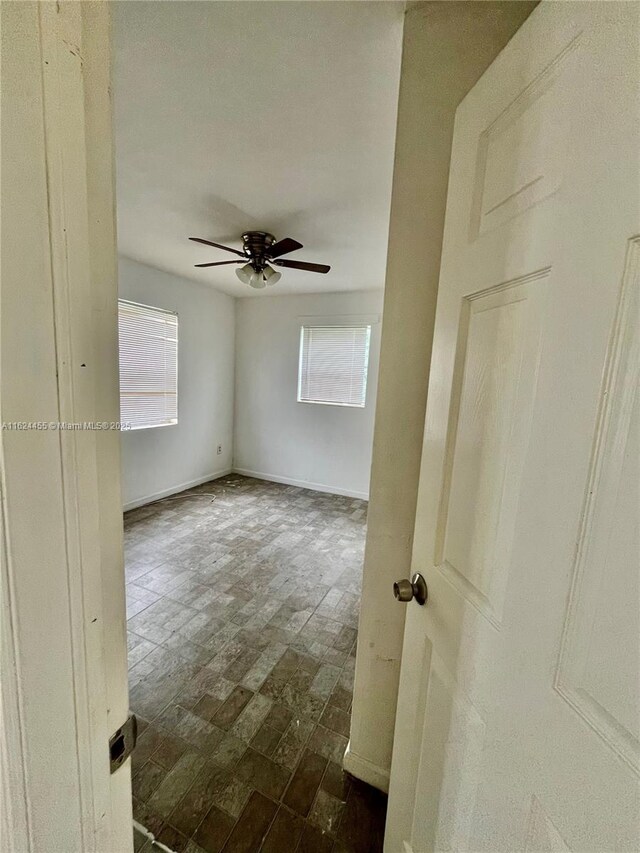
249,268,267,289
263,265,281,286
236,263,279,289
236,263,254,285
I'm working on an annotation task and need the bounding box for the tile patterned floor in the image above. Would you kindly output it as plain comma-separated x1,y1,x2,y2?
125,475,387,853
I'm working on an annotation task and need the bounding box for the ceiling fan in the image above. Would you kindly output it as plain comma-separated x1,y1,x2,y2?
189,231,330,289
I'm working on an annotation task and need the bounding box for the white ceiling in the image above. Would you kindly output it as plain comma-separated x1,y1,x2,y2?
112,1,404,297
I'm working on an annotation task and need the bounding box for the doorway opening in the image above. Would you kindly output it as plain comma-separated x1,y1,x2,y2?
112,3,403,848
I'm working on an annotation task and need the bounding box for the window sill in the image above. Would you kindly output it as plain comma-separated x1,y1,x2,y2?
297,399,365,409
126,421,178,432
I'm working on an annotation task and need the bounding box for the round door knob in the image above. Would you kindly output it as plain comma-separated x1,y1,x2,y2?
393,572,428,605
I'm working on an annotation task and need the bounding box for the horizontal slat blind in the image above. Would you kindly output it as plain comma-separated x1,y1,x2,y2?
118,300,178,429
298,325,371,407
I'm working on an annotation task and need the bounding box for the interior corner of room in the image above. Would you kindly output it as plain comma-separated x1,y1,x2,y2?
118,254,385,511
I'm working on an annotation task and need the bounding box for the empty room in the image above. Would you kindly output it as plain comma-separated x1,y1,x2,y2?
2,2,639,853
115,4,398,849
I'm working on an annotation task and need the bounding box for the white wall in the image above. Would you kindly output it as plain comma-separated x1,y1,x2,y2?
119,257,235,509
234,291,383,499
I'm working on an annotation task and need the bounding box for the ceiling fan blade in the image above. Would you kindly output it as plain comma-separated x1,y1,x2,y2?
189,237,245,258
194,260,245,268
268,237,303,259
274,259,330,274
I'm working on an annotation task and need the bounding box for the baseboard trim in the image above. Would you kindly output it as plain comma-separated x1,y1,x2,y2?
232,468,368,500
123,465,368,510
123,468,233,511
343,741,390,793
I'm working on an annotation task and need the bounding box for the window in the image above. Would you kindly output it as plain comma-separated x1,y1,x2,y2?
118,300,178,430
298,325,371,407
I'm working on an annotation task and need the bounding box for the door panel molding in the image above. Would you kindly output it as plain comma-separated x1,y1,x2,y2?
555,236,640,775
470,32,581,239
435,268,550,628
524,795,572,853
411,652,487,853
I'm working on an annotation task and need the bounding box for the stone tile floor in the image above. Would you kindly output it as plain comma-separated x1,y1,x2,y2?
126,474,387,853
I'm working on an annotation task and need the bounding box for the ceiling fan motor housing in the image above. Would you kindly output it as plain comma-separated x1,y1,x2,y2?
242,231,276,271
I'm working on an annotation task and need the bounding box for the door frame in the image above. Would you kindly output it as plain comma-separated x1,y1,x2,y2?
1,3,131,851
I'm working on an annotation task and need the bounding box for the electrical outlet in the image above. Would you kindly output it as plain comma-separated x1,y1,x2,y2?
217,444,223,455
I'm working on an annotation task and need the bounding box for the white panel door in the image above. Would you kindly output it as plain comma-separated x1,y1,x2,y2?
385,3,639,851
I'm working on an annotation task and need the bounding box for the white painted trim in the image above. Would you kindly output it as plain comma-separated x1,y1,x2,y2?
123,469,233,511
296,312,381,326
82,5,132,848
40,3,112,842
1,460,31,852
132,822,175,853
2,3,131,849
343,740,390,792
232,468,369,500
124,466,368,511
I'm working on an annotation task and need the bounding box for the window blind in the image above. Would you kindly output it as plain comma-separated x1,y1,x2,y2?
298,325,371,407
118,300,178,429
